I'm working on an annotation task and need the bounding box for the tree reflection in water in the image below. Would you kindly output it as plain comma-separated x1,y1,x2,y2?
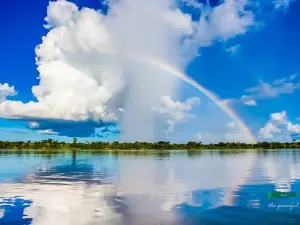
1,150,300,224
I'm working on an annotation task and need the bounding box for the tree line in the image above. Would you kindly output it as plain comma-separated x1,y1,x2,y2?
0,138,299,150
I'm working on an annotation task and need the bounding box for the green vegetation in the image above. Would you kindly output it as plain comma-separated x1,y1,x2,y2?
0,139,300,151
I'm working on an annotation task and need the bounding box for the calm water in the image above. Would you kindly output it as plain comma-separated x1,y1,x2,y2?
1,149,300,225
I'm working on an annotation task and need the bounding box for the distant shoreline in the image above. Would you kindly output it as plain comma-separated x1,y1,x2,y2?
1,148,300,157
0,140,299,151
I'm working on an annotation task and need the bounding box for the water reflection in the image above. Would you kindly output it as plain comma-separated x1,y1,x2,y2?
0,197,32,224
1,150,300,224
25,151,113,185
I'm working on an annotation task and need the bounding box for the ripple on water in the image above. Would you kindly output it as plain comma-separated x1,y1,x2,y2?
0,149,300,224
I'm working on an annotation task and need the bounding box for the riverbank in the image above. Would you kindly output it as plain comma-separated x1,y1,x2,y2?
0,138,300,151
1,148,300,158
0,140,299,152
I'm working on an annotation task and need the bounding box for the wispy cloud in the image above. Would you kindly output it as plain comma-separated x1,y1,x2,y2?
221,74,298,109
243,99,257,106
226,44,241,54
245,78,299,98
272,74,296,85
273,0,296,10
37,129,58,135
237,74,299,106
182,0,203,9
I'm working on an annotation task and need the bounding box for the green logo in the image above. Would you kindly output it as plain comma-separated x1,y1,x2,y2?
268,191,297,199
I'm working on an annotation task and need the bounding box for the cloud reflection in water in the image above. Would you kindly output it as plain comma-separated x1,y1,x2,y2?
0,150,300,224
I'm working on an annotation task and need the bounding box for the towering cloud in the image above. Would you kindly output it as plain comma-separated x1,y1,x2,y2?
0,0,195,140
0,0,289,140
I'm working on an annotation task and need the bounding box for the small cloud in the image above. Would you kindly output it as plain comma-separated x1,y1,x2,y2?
0,83,16,102
270,111,288,123
28,121,40,129
273,0,296,10
272,74,296,85
95,124,120,138
117,108,124,112
226,44,241,55
297,117,300,121
37,129,58,135
272,77,287,86
182,0,202,9
244,99,257,106
98,125,120,135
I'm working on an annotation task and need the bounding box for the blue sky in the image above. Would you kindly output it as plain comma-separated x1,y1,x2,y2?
0,0,299,143
186,1,300,131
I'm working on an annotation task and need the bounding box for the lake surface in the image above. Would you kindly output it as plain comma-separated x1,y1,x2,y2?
1,149,300,225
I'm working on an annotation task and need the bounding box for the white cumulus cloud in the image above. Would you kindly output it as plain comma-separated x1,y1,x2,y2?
0,0,291,140
259,111,300,141
44,0,79,29
1,0,198,141
183,0,256,59
0,83,16,102
0,2,120,122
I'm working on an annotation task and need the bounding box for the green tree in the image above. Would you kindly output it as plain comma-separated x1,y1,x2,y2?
73,138,77,144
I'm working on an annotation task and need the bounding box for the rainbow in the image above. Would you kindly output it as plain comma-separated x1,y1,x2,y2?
147,58,257,143
101,51,257,143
